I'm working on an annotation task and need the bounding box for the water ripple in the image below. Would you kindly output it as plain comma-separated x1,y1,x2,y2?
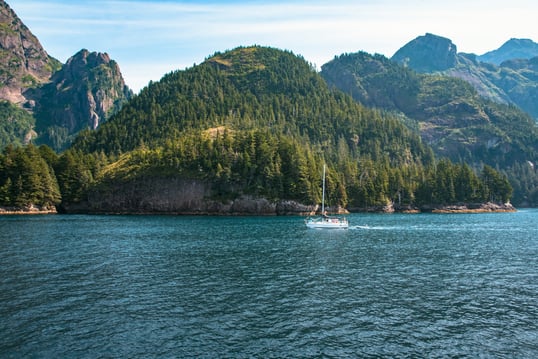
1,213,538,357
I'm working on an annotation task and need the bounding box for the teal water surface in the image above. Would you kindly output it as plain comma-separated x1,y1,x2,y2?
1,211,537,357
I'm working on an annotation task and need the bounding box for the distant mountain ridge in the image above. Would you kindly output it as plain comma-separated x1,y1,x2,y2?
321,51,538,165
391,33,538,120
477,38,538,65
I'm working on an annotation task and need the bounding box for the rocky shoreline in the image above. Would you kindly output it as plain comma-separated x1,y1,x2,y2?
0,205,57,215
348,201,516,214
1,200,516,215
420,202,517,213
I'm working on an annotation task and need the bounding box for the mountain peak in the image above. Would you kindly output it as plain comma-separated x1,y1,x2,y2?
68,49,112,66
391,33,458,72
32,48,132,148
205,46,308,76
477,38,538,65
59,49,118,84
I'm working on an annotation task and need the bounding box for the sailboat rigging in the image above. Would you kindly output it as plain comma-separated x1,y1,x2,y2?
305,164,349,229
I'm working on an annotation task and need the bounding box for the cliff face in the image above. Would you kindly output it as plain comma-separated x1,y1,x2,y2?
0,0,61,104
31,49,132,137
61,177,316,215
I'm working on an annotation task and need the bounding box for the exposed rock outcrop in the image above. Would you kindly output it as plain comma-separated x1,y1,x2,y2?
349,202,516,214
27,49,132,149
418,202,516,213
0,204,57,214
61,177,316,215
0,0,61,104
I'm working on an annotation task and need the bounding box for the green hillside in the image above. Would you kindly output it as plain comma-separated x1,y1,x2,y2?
66,46,435,211
52,46,513,213
73,47,426,161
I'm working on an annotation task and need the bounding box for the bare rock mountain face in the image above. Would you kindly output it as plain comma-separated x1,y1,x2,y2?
0,0,61,104
37,49,132,131
29,49,133,150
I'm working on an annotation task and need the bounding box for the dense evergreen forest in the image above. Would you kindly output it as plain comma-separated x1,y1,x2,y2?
0,144,61,209
0,140,512,212
0,47,516,212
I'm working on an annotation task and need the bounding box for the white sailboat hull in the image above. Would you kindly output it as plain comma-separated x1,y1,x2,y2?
305,217,349,229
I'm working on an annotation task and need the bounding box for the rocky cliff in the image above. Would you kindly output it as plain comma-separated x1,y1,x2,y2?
0,0,61,104
36,49,132,131
28,49,132,150
61,177,316,215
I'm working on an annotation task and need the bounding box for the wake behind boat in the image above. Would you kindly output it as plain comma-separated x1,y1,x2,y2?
305,164,349,229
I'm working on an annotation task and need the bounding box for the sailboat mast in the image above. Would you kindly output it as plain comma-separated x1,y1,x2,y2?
321,164,326,214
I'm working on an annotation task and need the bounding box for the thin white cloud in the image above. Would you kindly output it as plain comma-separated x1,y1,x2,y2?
8,0,538,92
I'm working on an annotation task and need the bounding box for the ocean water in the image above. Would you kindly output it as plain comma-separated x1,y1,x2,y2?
1,211,537,357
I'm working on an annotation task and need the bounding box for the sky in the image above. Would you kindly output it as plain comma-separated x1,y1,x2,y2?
8,0,538,93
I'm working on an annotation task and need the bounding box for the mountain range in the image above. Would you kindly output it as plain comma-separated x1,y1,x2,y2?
392,33,538,120
321,51,538,164
1,0,538,211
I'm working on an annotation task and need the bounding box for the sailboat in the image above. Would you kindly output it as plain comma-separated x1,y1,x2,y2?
305,164,349,229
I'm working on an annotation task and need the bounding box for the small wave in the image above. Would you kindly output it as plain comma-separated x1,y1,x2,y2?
351,225,382,230
350,225,404,230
